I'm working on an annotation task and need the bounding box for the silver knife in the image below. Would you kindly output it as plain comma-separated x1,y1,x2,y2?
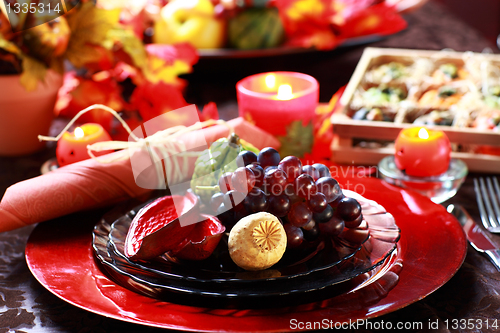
447,204,500,271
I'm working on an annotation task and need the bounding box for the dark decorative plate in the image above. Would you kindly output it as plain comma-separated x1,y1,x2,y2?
197,35,386,59
92,190,400,307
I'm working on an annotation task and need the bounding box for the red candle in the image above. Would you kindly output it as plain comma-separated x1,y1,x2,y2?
56,123,112,167
394,127,451,177
236,72,319,137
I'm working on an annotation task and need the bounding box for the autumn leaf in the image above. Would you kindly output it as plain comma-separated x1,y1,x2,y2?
144,56,191,86
284,29,340,50
0,36,21,56
284,0,328,22
0,35,22,72
0,8,15,39
146,43,199,67
142,43,198,86
56,74,126,131
339,3,407,38
19,56,46,91
1,33,54,85
64,2,121,68
106,28,147,69
275,0,340,49
277,120,314,157
75,44,115,72
130,81,188,122
199,102,219,121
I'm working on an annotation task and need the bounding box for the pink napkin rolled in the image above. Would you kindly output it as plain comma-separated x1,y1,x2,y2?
0,117,279,232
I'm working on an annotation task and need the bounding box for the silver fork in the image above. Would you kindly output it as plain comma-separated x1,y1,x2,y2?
474,177,500,233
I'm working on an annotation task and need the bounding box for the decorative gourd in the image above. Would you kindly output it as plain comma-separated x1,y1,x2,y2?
228,8,284,50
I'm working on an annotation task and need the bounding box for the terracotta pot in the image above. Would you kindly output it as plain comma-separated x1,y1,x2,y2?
0,70,63,155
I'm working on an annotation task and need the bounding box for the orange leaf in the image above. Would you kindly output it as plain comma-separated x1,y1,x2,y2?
130,81,188,122
142,44,198,87
57,74,126,131
275,0,340,49
340,3,407,38
199,102,219,121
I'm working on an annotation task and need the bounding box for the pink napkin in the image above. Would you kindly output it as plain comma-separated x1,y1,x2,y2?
0,118,279,232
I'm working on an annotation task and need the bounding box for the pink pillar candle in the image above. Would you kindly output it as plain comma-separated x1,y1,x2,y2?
236,72,319,137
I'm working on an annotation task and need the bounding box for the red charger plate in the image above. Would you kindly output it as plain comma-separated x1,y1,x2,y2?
25,176,466,332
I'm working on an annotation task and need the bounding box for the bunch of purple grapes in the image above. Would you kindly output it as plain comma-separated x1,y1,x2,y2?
208,147,363,248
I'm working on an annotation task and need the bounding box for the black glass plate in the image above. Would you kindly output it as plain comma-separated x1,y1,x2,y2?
92,191,400,307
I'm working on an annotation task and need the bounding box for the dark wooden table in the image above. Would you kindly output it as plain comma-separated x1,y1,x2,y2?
1,1,499,332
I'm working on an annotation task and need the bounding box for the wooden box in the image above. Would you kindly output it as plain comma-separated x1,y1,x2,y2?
330,47,500,173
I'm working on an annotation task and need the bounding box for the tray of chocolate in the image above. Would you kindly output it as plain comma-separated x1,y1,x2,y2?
330,47,500,173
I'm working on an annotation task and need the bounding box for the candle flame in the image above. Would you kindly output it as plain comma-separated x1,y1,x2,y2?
277,84,293,100
74,127,85,139
265,74,276,89
418,128,429,139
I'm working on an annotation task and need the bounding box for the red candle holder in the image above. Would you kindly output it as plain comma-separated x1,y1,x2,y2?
379,127,467,203
394,127,451,177
56,123,112,167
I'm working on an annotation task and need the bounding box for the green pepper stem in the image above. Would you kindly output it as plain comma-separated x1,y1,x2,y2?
228,133,240,146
